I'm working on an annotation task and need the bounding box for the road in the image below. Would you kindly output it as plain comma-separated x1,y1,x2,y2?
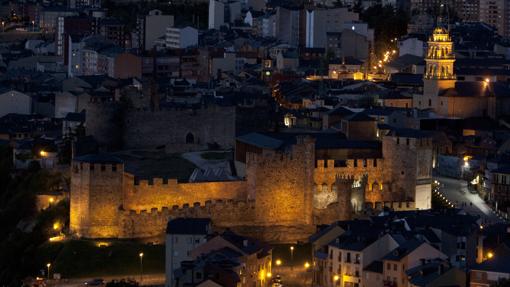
435,176,504,225
272,266,312,287
46,273,165,287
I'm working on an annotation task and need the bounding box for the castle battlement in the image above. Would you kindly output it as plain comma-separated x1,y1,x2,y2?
73,162,123,174
316,158,383,170
245,136,314,166
71,127,431,241
126,199,256,216
134,178,179,186
118,199,257,239
335,174,355,182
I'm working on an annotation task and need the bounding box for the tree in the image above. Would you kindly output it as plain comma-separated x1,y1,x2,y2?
360,5,409,58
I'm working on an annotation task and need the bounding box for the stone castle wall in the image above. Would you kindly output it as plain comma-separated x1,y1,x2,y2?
314,158,387,204
123,105,236,152
119,199,256,239
118,197,415,241
84,101,123,149
70,162,124,238
122,174,247,212
245,136,315,226
382,135,433,201
70,134,431,242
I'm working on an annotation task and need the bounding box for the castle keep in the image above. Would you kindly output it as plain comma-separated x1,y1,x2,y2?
70,131,433,243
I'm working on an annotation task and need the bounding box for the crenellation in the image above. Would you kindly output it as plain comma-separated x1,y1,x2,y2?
71,130,430,241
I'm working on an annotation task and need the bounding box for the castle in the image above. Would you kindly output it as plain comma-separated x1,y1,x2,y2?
70,130,433,243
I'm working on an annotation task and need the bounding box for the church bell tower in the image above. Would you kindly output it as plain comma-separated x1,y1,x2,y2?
421,26,456,110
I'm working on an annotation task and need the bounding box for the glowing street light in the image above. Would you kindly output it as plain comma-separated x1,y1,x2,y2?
139,252,144,284
290,246,294,270
46,263,51,280
266,272,272,278
275,259,282,266
333,275,340,282
487,252,494,259
304,262,310,269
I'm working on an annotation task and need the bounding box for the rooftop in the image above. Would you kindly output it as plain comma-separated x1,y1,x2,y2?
166,218,211,235
383,239,425,261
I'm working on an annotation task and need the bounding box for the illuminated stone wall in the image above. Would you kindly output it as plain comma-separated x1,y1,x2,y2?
119,200,256,239
122,174,247,212
70,162,124,238
313,158,387,205
245,136,315,226
70,134,431,241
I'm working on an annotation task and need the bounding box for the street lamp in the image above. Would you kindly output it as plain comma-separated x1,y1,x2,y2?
46,263,51,280
333,274,340,284
275,259,282,266
304,262,310,269
139,252,144,284
487,252,494,259
290,246,294,270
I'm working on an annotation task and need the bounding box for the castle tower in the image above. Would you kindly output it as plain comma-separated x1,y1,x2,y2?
246,136,315,227
70,154,124,238
418,26,456,110
335,175,354,220
382,130,433,209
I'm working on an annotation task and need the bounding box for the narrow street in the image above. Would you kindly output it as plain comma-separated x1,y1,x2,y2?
272,266,312,287
434,176,504,225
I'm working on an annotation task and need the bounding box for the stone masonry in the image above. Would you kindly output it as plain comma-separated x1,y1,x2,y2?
70,134,432,243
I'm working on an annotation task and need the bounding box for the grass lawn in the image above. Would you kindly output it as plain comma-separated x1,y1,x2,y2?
200,152,231,160
37,240,165,278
